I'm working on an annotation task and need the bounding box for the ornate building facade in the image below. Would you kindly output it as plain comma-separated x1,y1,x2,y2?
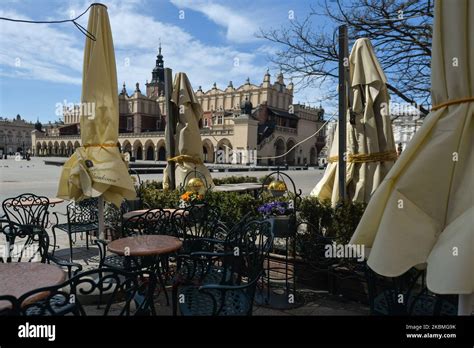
0,115,35,155
32,48,327,165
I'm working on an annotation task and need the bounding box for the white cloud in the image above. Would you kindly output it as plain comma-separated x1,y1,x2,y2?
170,0,259,43
0,1,267,94
0,10,83,84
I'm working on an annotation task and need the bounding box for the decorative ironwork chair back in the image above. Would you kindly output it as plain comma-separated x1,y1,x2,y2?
2,193,50,228
365,266,425,315
171,204,222,252
0,220,50,263
220,220,273,287
182,219,273,316
0,295,20,316
121,208,172,237
15,268,157,316
66,198,99,225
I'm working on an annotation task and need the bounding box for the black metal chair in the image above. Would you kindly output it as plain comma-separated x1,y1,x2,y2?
364,265,456,315
97,208,173,270
365,265,423,315
96,208,173,305
0,220,82,278
2,193,51,252
408,287,458,315
174,219,273,316
11,267,157,316
0,295,20,316
2,193,50,228
171,203,223,257
52,198,99,261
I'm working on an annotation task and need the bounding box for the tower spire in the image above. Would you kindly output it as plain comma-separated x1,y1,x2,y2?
146,42,165,98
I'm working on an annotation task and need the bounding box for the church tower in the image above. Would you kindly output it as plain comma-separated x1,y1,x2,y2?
146,43,165,98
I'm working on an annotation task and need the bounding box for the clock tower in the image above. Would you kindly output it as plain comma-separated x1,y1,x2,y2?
146,43,165,98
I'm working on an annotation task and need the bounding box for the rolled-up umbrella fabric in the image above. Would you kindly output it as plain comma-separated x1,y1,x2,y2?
311,38,396,206
350,0,473,306
57,3,136,207
163,73,214,191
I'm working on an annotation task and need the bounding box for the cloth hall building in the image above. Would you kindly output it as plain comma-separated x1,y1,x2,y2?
32,47,326,166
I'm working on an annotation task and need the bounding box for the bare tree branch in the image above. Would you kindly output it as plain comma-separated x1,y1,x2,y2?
258,0,433,116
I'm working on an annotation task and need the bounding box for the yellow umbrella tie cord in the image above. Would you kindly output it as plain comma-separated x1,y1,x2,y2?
83,144,118,148
431,96,474,111
167,155,203,165
328,150,398,163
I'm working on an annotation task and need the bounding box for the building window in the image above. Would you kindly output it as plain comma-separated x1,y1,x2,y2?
204,118,209,128
218,115,223,125
156,119,161,130
127,117,133,131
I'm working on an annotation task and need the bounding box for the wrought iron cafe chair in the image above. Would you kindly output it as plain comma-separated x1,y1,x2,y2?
174,220,273,316
51,198,99,262
96,208,173,305
364,265,457,315
0,220,82,278
2,193,51,253
11,267,157,316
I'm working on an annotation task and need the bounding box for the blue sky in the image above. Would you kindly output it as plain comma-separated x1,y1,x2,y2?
0,0,337,123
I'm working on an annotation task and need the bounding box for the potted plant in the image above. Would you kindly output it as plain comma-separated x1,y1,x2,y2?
179,191,205,208
258,201,295,238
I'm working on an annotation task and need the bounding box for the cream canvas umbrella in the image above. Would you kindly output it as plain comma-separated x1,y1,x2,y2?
350,0,473,314
163,73,214,191
311,38,397,205
57,4,136,233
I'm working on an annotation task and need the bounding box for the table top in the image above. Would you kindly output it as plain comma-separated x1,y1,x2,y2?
122,208,181,220
214,183,262,192
0,263,66,310
4,197,64,206
107,235,183,257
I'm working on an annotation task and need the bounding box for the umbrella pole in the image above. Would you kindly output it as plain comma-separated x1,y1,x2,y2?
164,68,176,190
458,293,473,315
98,196,105,240
338,24,349,202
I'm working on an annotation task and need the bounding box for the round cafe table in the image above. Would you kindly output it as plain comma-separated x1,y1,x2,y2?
107,235,182,257
107,235,183,306
0,263,66,311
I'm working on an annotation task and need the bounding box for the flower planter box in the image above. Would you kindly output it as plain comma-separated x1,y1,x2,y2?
267,215,296,238
266,253,330,291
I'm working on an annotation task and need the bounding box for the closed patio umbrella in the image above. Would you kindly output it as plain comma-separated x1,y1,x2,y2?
163,73,214,191
311,38,397,205
350,0,473,314
57,4,136,231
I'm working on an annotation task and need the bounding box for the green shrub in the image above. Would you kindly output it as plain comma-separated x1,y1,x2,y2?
142,187,180,209
140,175,267,189
328,201,367,244
203,191,260,226
141,180,366,248
213,175,259,185
296,197,366,268
298,196,333,236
